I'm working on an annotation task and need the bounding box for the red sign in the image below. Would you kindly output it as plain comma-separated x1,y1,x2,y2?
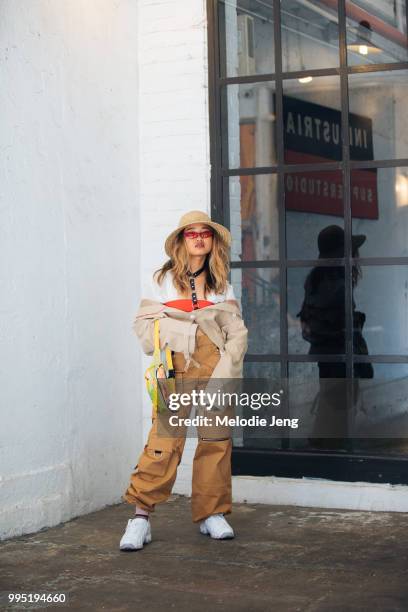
282,96,379,220
284,151,379,220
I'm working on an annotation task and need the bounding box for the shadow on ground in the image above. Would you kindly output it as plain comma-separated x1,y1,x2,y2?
1,494,408,611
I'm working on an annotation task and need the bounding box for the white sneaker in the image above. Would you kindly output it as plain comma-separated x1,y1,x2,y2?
199,513,234,539
119,518,152,551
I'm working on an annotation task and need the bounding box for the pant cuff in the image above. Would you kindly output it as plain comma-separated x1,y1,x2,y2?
122,493,154,513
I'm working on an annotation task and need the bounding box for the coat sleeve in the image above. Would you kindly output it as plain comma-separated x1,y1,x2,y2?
213,311,248,378
132,309,198,358
156,316,198,357
132,315,157,356
132,275,162,355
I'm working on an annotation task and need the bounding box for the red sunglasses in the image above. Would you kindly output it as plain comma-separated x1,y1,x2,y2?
183,229,214,240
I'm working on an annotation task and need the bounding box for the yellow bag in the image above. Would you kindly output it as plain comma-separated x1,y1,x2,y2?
144,319,176,416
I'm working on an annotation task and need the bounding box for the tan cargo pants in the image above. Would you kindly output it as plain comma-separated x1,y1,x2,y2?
122,328,233,523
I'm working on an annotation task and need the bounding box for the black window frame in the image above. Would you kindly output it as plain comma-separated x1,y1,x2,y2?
207,0,408,484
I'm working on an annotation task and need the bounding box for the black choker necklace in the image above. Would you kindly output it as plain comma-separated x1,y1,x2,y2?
186,264,206,310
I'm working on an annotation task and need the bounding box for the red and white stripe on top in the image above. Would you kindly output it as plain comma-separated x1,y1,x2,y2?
143,269,236,311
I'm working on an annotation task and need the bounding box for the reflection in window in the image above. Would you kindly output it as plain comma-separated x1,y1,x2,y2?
353,363,408,456
243,361,280,378
349,70,408,161
289,265,352,356
218,0,274,78
346,1,408,66
289,362,350,451
223,82,277,168
288,251,371,359
290,361,408,454
286,170,344,260
228,174,278,262
281,0,340,72
231,267,280,354
351,167,408,258
282,76,341,165
353,266,408,355
239,361,282,450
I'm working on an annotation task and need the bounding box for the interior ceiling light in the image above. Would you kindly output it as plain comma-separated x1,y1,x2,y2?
294,9,313,85
347,20,382,56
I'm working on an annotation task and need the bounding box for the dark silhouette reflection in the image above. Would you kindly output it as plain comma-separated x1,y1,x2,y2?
297,225,373,450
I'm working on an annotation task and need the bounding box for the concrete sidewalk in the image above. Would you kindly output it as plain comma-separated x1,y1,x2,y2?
1,494,408,611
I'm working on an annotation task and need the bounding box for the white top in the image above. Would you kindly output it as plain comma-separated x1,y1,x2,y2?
143,269,236,303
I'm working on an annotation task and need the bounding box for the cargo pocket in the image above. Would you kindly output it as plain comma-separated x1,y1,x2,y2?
136,444,171,480
203,345,222,373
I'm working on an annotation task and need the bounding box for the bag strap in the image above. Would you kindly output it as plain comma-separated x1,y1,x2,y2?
153,319,161,362
154,319,174,374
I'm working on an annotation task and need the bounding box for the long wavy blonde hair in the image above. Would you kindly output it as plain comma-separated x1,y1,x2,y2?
153,229,230,298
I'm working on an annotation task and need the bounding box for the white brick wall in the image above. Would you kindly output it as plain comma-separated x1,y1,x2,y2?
137,0,213,495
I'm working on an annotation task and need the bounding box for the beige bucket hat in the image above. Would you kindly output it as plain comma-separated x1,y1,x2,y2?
164,210,231,257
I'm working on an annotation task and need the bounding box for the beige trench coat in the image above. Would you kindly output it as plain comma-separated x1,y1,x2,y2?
132,298,248,380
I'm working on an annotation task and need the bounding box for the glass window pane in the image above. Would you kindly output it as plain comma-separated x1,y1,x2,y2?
289,362,350,451
351,167,408,257
237,362,282,449
288,266,349,356
354,266,408,355
348,70,408,162
346,1,408,66
286,170,344,259
288,267,310,355
223,82,277,169
281,0,340,72
283,76,342,165
243,361,281,378
231,267,280,354
228,174,279,262
218,0,274,78
353,363,408,456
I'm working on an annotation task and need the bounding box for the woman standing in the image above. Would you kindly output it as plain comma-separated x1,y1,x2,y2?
120,211,248,551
